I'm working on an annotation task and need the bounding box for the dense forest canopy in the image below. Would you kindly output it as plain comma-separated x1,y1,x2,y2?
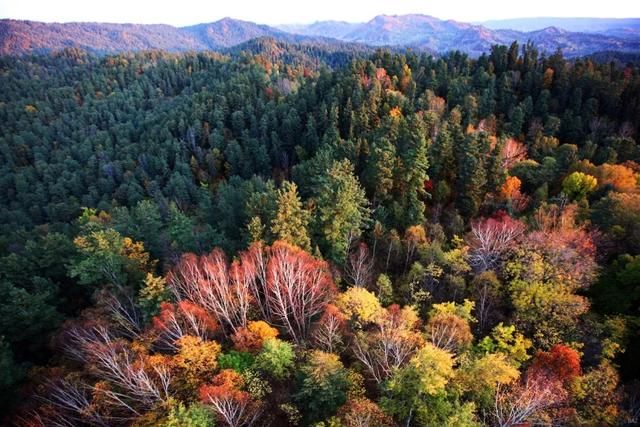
1,40,640,425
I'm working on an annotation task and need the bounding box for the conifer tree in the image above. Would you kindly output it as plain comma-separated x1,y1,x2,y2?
316,160,371,264
456,132,487,218
271,181,311,251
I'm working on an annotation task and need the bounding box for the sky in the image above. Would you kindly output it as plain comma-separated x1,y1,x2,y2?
1,0,639,26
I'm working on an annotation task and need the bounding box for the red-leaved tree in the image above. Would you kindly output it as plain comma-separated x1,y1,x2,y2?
168,242,335,344
493,344,579,426
529,344,582,385
527,204,599,289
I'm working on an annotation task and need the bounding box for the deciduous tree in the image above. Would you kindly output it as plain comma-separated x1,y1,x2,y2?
311,304,346,353
468,212,526,272
265,242,336,343
562,171,597,201
254,338,295,380
353,305,423,383
344,242,374,288
167,249,252,335
153,301,218,350
335,287,382,328
199,370,262,427
493,372,567,427
231,320,279,353
337,398,395,427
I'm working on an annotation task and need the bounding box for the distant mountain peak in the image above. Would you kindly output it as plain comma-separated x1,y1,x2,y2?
533,26,569,35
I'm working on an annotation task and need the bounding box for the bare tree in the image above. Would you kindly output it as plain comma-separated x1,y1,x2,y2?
471,271,501,333
426,313,472,352
468,213,526,272
102,292,143,340
311,304,345,353
344,242,374,288
493,373,567,427
202,392,262,427
240,242,270,321
63,325,171,412
501,138,527,170
200,371,263,427
167,249,252,335
265,242,336,344
153,301,218,350
39,380,111,427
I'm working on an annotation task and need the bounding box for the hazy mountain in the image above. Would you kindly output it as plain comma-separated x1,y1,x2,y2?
0,20,203,54
2,14,640,58
0,18,347,55
278,20,357,39
279,14,498,48
481,17,640,34
182,17,288,48
343,14,480,46
516,26,640,56
286,14,640,57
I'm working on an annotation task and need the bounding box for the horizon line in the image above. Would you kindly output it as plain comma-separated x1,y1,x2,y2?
2,14,640,29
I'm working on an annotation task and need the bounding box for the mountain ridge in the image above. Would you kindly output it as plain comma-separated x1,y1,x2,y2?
480,17,640,33
2,15,640,57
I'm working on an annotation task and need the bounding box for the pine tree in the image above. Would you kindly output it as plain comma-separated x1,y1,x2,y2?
271,181,312,251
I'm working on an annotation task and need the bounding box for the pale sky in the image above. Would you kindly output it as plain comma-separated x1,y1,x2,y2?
0,0,639,26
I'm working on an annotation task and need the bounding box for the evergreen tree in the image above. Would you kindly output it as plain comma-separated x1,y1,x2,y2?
456,132,487,218
398,115,430,226
315,159,370,264
364,136,396,205
271,181,312,251
429,121,455,184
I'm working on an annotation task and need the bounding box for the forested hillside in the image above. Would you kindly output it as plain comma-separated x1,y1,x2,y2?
1,41,640,425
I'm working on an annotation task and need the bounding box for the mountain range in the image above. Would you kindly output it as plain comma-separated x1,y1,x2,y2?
2,14,640,57
480,17,640,34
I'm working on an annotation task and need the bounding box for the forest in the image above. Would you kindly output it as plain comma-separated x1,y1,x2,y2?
1,40,640,426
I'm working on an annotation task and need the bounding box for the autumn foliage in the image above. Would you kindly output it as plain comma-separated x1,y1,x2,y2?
232,320,279,353
153,301,218,349
337,398,395,427
199,369,263,426
468,211,526,271
167,249,253,335
6,45,640,427
167,241,335,344
529,344,582,385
